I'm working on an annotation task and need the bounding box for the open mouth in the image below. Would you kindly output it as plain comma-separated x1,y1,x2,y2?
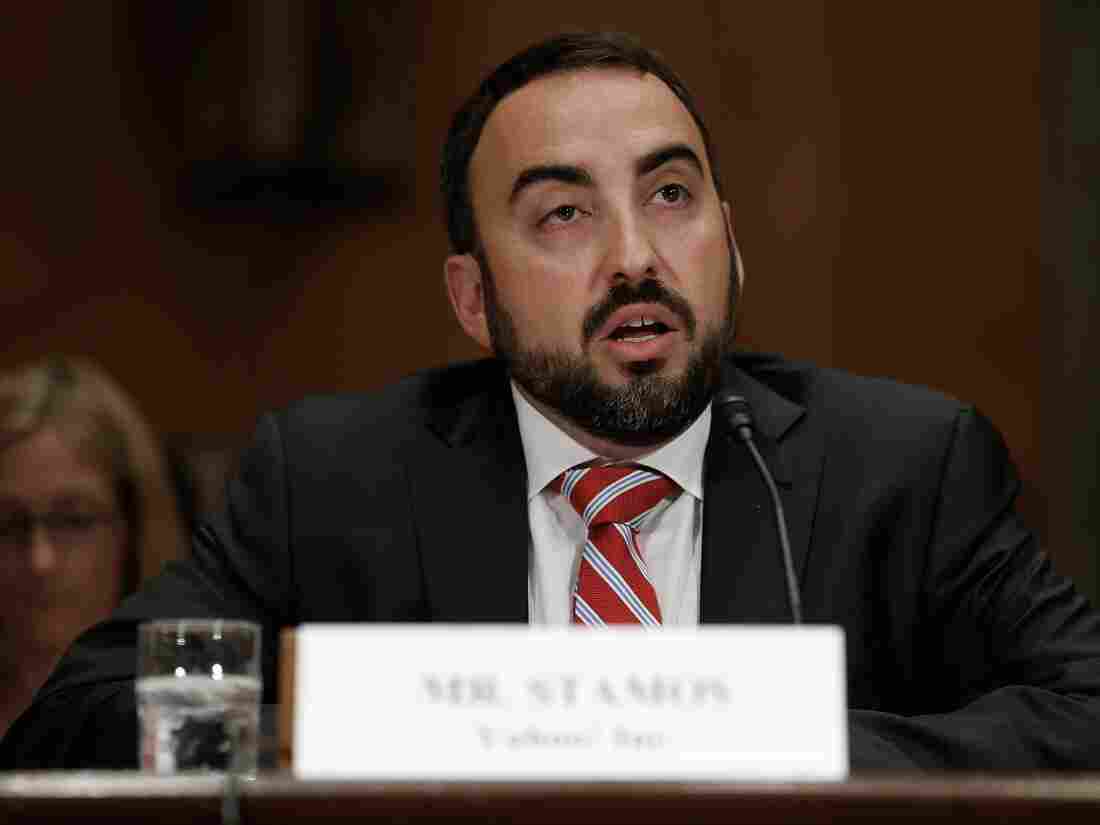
606,316,672,343
589,302,685,366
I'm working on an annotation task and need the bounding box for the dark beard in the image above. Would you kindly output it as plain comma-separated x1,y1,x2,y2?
482,268,736,447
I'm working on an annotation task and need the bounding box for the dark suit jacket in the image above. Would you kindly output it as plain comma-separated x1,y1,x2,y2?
3,353,1099,770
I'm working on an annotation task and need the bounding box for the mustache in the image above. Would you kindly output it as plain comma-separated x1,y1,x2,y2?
581,279,697,344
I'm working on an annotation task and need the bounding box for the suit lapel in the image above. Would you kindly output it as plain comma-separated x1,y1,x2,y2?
700,364,824,623
410,365,530,622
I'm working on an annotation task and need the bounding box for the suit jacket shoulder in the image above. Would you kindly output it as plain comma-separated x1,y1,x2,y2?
734,351,968,425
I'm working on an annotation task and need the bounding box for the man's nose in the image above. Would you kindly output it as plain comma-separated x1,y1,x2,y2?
602,212,659,284
28,525,60,574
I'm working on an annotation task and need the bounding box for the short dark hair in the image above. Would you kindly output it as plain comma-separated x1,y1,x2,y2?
440,31,724,255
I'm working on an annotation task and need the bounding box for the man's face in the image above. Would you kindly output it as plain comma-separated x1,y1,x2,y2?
453,68,738,445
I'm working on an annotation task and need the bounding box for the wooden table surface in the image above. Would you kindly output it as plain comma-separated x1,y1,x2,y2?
3,772,1100,823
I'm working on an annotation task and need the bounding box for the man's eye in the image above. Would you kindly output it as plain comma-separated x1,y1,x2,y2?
654,183,690,204
542,205,579,225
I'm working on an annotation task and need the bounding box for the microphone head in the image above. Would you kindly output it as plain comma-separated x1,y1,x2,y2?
714,390,755,433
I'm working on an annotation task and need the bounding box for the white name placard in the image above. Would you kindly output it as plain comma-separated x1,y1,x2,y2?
294,625,847,781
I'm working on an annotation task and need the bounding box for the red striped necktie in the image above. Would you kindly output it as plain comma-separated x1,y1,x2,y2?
552,465,678,626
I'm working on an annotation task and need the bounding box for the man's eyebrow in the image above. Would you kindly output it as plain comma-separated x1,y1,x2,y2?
636,143,705,178
509,165,593,204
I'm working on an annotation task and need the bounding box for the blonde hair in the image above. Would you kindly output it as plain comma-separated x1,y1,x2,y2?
0,356,187,589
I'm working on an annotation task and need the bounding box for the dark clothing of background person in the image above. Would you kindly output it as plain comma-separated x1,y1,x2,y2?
2,354,1099,770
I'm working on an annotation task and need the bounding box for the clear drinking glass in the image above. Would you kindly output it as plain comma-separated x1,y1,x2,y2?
137,619,262,775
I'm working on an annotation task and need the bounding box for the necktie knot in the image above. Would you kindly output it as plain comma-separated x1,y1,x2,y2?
553,464,678,530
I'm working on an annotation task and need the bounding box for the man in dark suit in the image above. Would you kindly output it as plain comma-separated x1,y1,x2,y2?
3,32,1099,770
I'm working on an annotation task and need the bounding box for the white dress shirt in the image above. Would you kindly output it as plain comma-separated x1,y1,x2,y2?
512,383,710,626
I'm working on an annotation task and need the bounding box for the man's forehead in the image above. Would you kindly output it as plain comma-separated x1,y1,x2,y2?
469,68,708,197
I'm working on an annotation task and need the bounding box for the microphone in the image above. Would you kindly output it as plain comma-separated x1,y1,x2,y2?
714,391,803,624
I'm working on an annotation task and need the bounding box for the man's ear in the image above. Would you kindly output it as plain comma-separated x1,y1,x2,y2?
722,201,745,292
444,253,493,351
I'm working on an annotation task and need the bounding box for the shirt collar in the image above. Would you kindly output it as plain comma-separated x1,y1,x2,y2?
511,382,710,502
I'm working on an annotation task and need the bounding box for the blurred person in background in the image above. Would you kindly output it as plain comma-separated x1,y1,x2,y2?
0,357,187,735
